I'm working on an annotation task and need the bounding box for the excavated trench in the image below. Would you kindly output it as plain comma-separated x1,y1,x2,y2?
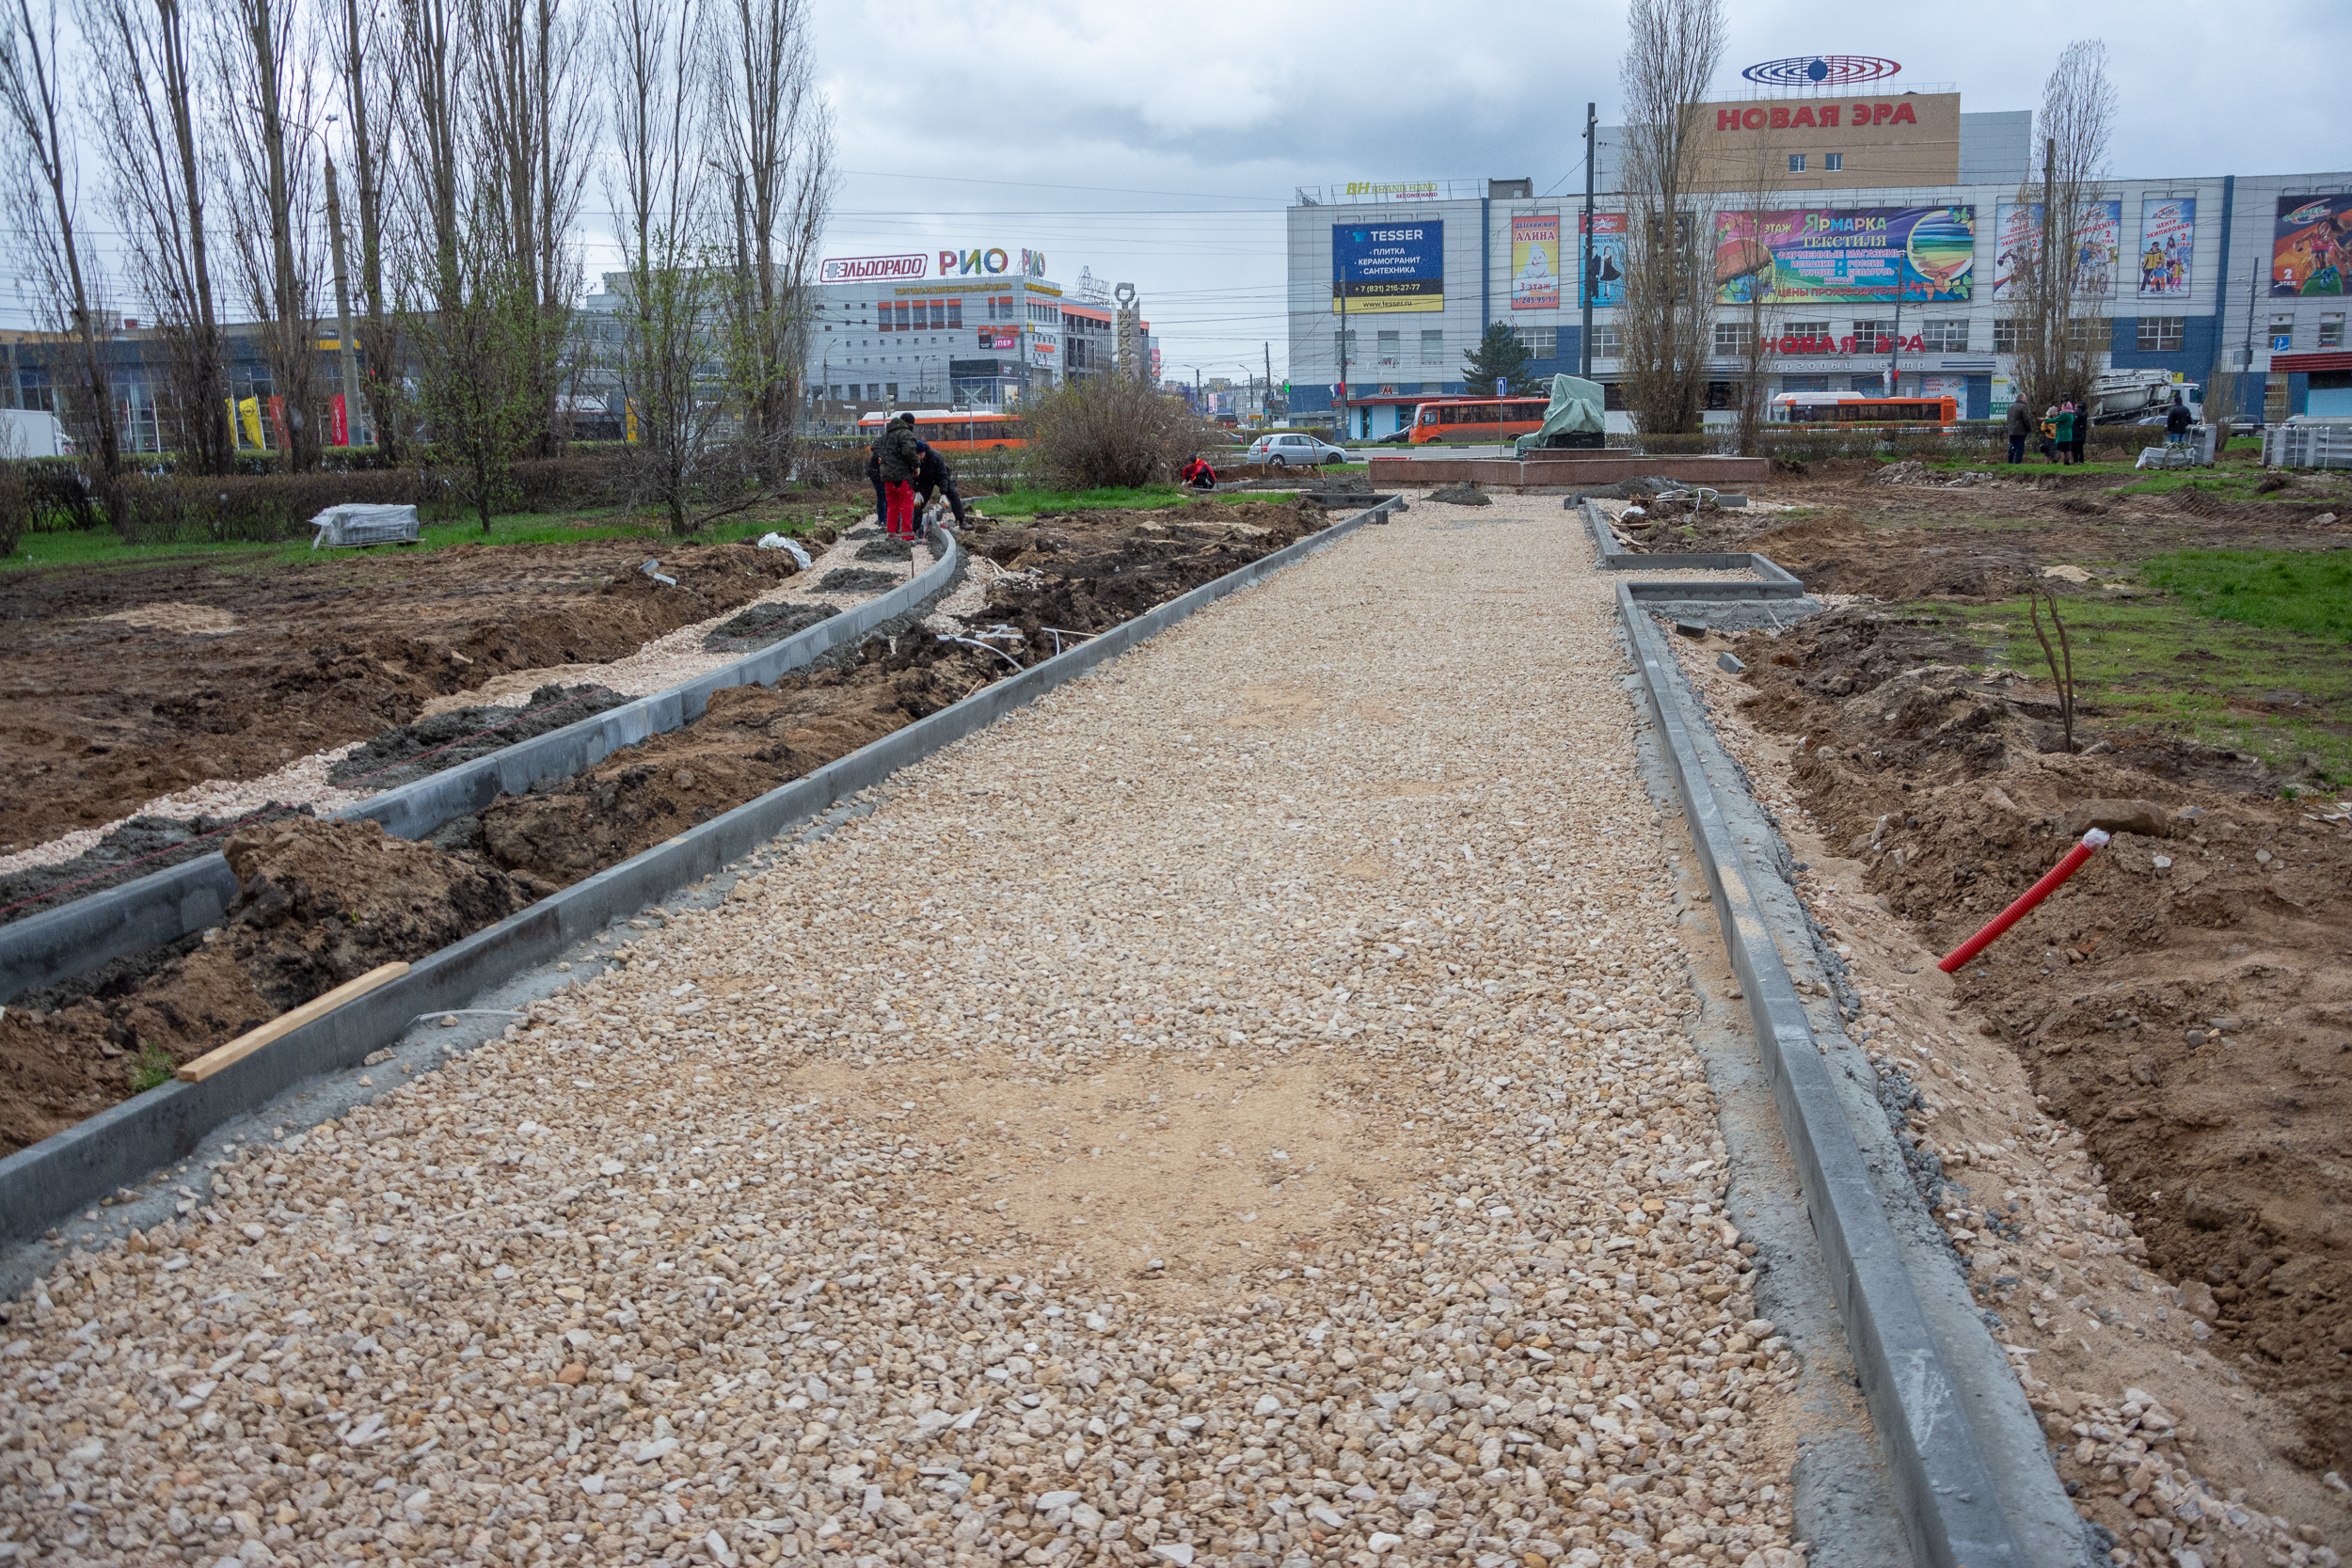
0,499,1332,1154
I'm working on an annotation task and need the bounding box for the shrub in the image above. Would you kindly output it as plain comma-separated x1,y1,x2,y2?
1019,379,1225,491
117,468,429,545
0,460,28,557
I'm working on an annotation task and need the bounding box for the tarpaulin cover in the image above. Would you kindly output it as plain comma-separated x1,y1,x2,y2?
1513,374,1605,456
309,504,421,548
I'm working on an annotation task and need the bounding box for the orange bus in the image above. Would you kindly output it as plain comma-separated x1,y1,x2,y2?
1409,396,1551,444
1767,392,1959,427
856,409,1027,451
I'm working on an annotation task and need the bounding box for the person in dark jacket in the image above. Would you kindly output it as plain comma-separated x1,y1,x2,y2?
865,446,886,531
874,412,923,536
1180,453,1217,488
2067,397,2090,466
912,441,965,525
2004,400,2032,464
2165,396,2194,447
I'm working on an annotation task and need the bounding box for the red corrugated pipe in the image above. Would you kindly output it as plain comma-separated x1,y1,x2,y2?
1937,829,2110,974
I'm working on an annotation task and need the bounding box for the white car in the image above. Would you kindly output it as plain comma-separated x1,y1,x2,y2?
1242,432,1350,468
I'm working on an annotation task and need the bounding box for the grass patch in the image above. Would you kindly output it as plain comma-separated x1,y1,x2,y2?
1941,576,2352,785
2140,548,2352,641
5,499,853,576
128,1041,176,1093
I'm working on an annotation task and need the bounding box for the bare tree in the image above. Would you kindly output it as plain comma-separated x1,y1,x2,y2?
332,0,400,454
710,0,833,483
212,0,327,470
1726,120,1784,457
603,0,736,533
474,0,594,455
80,0,233,473
2009,40,2117,419
1615,0,1723,436
0,0,125,512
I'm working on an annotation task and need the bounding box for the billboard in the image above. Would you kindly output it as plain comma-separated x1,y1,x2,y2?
822,253,928,283
2137,198,2195,298
1712,206,1975,306
1511,214,1560,310
976,326,1019,351
2272,193,2352,296
1580,214,1626,308
1332,220,1443,313
1992,200,2122,301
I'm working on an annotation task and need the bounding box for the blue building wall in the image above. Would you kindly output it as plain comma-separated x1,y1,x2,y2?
2107,314,2221,385
1964,374,1991,420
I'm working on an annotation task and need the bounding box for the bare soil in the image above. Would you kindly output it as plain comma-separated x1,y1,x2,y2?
0,540,810,848
0,500,1330,1159
1722,605,2352,1469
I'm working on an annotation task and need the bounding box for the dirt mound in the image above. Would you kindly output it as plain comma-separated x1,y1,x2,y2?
1743,514,2047,600
960,500,1322,632
0,540,801,847
852,536,915,562
0,816,553,1153
815,566,904,594
479,641,1004,884
1723,609,2352,1465
702,600,839,651
1425,483,1490,506
0,804,310,929
324,682,630,789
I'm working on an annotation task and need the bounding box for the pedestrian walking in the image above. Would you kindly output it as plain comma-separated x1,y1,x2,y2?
2005,400,2032,464
2166,396,2194,449
2068,398,2090,466
913,441,966,526
875,412,922,537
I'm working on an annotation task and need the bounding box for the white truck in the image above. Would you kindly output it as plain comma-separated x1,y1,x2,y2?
2088,370,2198,424
0,407,73,456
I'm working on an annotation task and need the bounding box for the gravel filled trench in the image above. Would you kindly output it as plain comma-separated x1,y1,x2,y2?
0,497,1806,1568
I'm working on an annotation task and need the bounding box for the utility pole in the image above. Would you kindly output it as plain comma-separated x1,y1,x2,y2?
1581,101,1597,379
1264,341,1272,422
324,154,366,447
1336,256,1349,438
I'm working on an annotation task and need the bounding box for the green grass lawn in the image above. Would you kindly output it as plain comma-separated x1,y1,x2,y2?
1934,547,2352,786
6,499,859,576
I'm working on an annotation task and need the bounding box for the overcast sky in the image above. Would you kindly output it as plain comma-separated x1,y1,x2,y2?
810,0,2348,386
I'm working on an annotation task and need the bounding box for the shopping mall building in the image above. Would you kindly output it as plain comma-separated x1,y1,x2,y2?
797,249,1152,420
1286,71,2352,436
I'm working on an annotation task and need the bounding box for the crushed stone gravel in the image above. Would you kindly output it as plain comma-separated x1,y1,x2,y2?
0,498,1809,1568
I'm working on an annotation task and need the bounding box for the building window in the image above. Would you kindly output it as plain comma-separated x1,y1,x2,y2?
1851,319,1892,349
1921,319,1969,352
1513,325,1556,358
1788,154,1807,174
1376,329,1400,368
1712,321,1755,356
2269,313,2294,351
1784,319,1831,343
1823,152,1843,172
2323,313,2345,348
2136,317,2184,353
1592,324,1622,358
1421,329,1444,365
885,383,898,401
2067,317,2111,352
1993,319,2022,355
866,383,880,400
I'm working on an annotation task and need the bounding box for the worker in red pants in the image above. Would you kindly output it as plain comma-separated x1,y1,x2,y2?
875,412,922,536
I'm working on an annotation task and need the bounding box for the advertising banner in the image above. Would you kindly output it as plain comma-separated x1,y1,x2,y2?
1579,214,1627,308
1511,214,1560,310
1919,373,1970,407
1992,200,2122,300
821,253,929,283
1712,206,1976,306
2137,198,2195,298
977,326,1019,351
330,393,349,447
1332,220,1443,313
2272,193,2352,296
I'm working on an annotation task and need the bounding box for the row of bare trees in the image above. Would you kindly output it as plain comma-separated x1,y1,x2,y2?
1613,0,2125,438
0,0,831,532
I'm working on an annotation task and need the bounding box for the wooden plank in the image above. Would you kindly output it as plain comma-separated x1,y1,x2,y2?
174,961,411,1083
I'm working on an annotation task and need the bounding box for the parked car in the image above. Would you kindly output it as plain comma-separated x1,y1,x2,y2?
1373,428,1412,445
1242,432,1350,468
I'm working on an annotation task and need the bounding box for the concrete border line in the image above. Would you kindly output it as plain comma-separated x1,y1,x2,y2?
1619,588,2036,1568
0,532,963,1004
0,498,1399,1247
1575,495,1808,599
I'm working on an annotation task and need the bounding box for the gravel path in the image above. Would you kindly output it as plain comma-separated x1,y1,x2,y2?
0,499,1805,1568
